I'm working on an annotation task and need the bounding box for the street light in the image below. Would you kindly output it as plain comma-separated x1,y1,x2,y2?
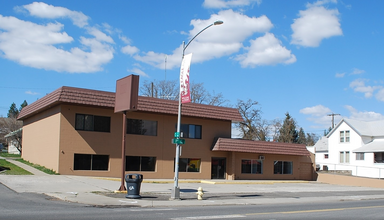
171,20,223,200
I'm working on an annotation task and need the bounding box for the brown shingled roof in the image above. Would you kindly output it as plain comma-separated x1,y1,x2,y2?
18,86,243,123
212,138,310,156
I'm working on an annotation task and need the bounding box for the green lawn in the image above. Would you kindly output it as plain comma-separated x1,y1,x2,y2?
0,152,21,158
0,159,33,175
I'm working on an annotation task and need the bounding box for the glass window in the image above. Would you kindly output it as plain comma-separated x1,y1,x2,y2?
126,156,156,171
324,154,329,159
241,159,262,174
340,131,345,143
177,158,201,172
274,161,292,174
345,151,350,163
178,124,202,139
340,151,345,163
74,154,109,171
345,131,350,142
356,153,364,160
75,114,110,132
374,153,384,163
127,119,157,136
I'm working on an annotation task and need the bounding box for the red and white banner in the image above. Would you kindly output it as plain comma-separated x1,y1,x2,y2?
180,53,192,104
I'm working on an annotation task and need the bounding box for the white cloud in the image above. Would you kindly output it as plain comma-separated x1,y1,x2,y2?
375,88,384,102
335,72,345,78
0,3,114,73
203,0,262,9
134,9,274,69
345,105,384,121
121,45,139,56
351,68,365,75
300,105,331,117
300,105,334,128
235,33,296,67
349,79,381,98
22,2,88,27
127,68,149,77
291,1,342,47
25,90,39,95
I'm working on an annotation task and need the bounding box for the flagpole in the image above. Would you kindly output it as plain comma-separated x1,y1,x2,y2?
170,21,223,200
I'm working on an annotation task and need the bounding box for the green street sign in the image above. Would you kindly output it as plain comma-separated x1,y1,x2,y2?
174,132,180,138
172,138,185,145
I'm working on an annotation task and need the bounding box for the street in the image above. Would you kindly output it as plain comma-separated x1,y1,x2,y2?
2,182,384,220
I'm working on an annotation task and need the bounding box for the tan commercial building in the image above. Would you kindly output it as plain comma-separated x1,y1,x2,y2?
18,86,315,180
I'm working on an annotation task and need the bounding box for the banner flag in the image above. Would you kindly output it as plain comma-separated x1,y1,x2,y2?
180,53,193,104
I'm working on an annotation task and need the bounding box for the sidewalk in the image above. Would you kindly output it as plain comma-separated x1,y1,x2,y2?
1,156,384,207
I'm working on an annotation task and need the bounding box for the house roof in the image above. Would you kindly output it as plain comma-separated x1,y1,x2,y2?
327,118,384,137
212,138,310,156
314,136,328,152
353,139,384,153
17,86,243,122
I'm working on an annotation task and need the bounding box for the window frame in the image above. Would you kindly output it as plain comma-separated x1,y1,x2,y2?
356,153,365,161
178,124,202,139
127,119,158,136
75,114,111,132
241,159,263,174
176,158,201,172
73,154,109,171
273,161,293,174
340,130,350,143
126,156,157,171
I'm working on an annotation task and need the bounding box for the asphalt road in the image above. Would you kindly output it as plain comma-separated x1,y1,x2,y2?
2,182,384,220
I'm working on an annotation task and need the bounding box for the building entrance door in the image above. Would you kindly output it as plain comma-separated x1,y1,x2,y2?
211,158,226,179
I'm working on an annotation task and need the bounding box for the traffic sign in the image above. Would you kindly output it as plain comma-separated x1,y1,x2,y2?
172,138,185,145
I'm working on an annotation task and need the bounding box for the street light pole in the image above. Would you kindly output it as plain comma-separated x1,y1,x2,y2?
171,20,223,200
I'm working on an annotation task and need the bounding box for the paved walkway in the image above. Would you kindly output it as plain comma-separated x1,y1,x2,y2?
0,156,49,176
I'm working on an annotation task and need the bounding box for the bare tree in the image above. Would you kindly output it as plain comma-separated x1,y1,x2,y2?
0,117,23,153
141,80,228,106
235,99,263,140
270,118,282,142
140,80,179,100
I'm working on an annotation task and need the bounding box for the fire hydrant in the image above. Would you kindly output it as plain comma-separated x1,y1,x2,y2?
196,187,204,200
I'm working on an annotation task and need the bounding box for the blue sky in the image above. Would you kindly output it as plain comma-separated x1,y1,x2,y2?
1,0,384,137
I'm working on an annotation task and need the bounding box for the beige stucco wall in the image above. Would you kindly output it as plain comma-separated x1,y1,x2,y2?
22,105,61,172
21,103,314,181
55,104,231,178
233,152,314,180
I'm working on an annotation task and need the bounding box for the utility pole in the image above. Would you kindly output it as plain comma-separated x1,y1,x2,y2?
327,113,340,128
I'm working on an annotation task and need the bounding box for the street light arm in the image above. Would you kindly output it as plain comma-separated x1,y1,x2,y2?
182,20,223,57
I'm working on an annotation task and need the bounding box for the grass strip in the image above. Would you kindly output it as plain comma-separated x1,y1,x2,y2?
0,159,33,175
15,159,59,175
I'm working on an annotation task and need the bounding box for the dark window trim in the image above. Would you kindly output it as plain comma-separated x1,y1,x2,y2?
75,113,111,133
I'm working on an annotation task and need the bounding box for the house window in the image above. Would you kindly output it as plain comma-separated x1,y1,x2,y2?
356,153,365,161
324,154,329,159
127,119,157,136
178,124,202,139
374,152,384,163
176,158,201,172
340,130,350,143
274,161,292,174
126,156,156,171
75,114,111,132
73,154,109,170
241,159,263,174
340,151,350,163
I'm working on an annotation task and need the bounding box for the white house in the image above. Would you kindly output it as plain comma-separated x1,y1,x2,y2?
315,118,384,179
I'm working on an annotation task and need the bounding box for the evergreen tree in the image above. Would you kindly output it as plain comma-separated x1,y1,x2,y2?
19,100,28,112
278,112,298,143
297,127,306,144
7,103,19,118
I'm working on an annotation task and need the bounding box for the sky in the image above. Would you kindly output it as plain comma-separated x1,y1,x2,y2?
1,0,384,138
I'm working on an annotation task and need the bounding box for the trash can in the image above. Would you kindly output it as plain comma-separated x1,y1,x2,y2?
125,174,143,199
